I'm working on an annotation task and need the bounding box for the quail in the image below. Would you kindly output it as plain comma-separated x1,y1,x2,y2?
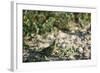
40,40,56,56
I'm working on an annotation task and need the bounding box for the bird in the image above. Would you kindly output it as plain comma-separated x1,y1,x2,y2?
40,40,56,56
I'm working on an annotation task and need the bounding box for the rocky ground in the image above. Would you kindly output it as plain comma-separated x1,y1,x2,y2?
23,24,91,62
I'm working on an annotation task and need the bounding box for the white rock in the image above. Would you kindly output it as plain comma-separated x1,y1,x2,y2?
69,55,75,60
78,47,83,53
71,35,76,40
61,43,66,48
71,30,75,33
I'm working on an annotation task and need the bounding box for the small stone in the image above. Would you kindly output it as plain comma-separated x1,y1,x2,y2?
61,43,66,48
75,27,78,30
71,35,76,40
71,30,75,33
78,47,83,53
69,55,75,60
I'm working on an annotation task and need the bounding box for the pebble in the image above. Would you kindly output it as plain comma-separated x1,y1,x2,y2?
69,55,75,60
71,35,76,40
61,43,66,48
78,47,83,53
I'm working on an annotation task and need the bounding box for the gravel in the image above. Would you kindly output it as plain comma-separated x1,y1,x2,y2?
23,26,91,62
